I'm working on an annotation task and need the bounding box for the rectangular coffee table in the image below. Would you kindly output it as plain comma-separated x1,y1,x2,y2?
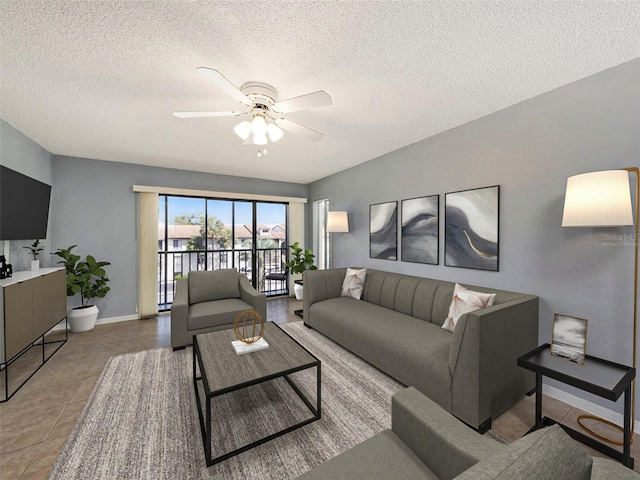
193,322,321,466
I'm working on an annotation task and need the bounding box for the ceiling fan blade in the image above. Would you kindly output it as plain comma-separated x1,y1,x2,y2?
196,67,253,106
275,118,324,141
272,91,332,113
173,111,243,118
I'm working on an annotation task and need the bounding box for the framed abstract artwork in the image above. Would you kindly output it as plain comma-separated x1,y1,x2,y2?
370,201,397,260
401,195,439,264
445,185,499,271
551,314,588,365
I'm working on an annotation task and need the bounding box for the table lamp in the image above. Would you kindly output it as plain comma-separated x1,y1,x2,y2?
562,167,639,445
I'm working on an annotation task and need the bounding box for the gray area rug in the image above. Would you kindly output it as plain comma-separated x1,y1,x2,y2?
48,322,405,480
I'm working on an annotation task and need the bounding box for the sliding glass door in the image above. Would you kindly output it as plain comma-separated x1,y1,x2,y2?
257,202,288,293
157,195,288,310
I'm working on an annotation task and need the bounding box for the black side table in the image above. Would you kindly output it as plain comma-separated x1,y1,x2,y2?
517,343,636,468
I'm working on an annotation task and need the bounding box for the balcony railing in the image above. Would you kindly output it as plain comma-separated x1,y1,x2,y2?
158,247,288,310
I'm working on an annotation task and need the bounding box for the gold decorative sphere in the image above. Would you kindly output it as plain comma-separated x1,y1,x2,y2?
233,310,265,344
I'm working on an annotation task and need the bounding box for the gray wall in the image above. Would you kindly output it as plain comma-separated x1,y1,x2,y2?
0,120,54,270
51,156,308,317
309,59,640,414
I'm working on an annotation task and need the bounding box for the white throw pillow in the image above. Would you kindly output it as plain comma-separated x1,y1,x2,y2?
341,268,367,300
442,283,496,332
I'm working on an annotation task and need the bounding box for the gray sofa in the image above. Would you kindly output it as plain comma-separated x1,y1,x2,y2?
297,387,638,480
303,268,539,431
171,269,266,349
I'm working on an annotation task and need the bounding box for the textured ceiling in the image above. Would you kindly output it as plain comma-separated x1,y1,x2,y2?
1,1,639,184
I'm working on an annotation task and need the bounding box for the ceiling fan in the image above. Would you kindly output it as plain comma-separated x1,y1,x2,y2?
173,68,332,146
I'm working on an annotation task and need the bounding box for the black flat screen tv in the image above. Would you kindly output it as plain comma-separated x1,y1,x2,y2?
0,166,52,240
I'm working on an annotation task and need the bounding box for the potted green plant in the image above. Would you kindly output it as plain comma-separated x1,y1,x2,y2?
285,242,317,300
23,239,44,271
52,245,111,332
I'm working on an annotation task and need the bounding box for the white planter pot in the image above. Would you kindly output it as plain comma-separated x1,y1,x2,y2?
31,260,40,271
68,305,99,333
293,282,304,300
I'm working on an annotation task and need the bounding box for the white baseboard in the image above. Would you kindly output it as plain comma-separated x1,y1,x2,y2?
543,384,640,432
96,314,140,325
52,313,139,331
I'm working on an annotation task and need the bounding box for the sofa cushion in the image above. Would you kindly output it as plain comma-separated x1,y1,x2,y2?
188,269,240,304
442,283,496,332
308,297,453,411
362,271,452,324
454,424,592,480
411,279,444,322
187,298,253,331
342,268,367,299
296,429,439,480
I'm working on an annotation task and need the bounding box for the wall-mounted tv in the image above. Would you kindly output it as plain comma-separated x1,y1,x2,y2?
0,166,52,240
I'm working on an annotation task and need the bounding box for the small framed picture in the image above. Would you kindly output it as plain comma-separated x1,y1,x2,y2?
550,314,588,365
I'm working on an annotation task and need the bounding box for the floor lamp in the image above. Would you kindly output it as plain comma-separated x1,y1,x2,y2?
326,211,349,269
562,167,639,445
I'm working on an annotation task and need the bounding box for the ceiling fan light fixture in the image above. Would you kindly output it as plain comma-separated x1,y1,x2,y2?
233,120,252,140
267,123,283,142
176,68,332,146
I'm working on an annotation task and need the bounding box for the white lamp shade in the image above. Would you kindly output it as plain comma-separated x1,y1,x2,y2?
253,132,268,145
267,123,283,142
251,115,267,136
562,170,634,227
327,211,349,232
233,120,252,140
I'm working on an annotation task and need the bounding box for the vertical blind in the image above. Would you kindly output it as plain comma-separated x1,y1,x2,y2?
138,192,159,318
288,201,305,291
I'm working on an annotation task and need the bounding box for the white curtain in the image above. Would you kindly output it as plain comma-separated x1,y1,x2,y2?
138,192,158,318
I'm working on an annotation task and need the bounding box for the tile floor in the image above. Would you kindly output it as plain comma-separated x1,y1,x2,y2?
1,297,638,479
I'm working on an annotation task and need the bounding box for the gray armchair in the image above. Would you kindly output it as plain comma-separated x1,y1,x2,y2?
297,387,639,480
170,269,266,349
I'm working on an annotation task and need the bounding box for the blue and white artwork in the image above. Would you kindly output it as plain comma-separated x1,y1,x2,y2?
551,314,588,364
401,196,439,264
370,201,397,260
445,185,499,271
